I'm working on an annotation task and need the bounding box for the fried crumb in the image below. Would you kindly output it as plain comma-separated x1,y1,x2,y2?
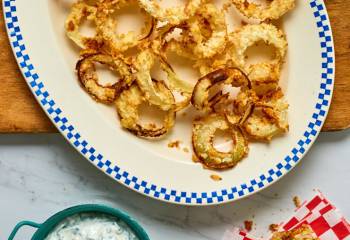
183,147,189,153
146,123,157,129
210,174,222,181
222,1,232,11
168,140,181,149
181,112,187,117
244,220,253,232
241,20,248,26
192,154,200,163
293,196,302,208
269,223,279,232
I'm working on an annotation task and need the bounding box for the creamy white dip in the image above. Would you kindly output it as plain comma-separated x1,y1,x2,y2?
44,213,139,240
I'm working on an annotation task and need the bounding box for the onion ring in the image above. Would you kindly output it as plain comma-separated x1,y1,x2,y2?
231,0,296,21
191,67,251,113
65,1,102,50
96,0,156,53
241,88,289,141
115,82,176,138
137,0,202,25
76,53,133,103
192,114,249,170
185,3,227,58
134,48,185,111
230,23,288,95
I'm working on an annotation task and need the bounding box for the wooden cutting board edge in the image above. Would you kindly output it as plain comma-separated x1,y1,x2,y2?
0,1,349,133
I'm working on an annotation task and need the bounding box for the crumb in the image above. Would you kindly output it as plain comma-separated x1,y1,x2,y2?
182,112,187,117
146,123,157,129
168,140,181,149
244,220,253,232
183,147,189,153
210,174,222,181
293,196,302,208
269,223,279,232
241,20,248,26
222,1,232,11
274,193,278,197
192,154,200,163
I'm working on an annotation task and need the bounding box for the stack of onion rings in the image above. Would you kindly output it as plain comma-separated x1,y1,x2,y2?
66,0,294,170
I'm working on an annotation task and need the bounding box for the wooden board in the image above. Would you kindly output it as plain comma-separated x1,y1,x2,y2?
0,1,349,133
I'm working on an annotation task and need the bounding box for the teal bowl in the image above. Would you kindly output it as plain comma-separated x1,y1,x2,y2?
8,204,150,240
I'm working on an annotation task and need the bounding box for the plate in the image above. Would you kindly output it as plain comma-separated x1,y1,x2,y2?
3,0,335,205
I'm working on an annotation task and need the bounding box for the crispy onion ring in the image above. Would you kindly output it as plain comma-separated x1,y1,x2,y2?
96,0,156,53
185,3,227,58
134,48,188,111
116,83,176,138
192,114,249,169
230,23,288,95
231,0,295,21
137,0,202,25
241,88,289,141
65,2,102,50
191,67,251,113
76,53,133,103
157,39,198,111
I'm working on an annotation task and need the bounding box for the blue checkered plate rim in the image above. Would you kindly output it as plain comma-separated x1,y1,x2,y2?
3,0,335,205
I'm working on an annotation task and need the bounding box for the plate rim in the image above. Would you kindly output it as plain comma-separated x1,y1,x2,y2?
3,0,335,205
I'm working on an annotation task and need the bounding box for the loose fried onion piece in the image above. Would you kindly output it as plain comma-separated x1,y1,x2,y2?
230,23,288,95
116,83,176,138
65,1,101,49
241,88,289,141
231,0,296,21
186,3,227,58
192,114,249,169
191,67,251,113
137,0,202,25
96,0,155,53
271,224,319,240
76,53,133,103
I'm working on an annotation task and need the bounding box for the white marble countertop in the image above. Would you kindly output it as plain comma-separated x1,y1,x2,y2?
0,130,349,240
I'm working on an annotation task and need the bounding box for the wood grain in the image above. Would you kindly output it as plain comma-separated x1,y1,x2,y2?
322,0,350,131
0,2,349,133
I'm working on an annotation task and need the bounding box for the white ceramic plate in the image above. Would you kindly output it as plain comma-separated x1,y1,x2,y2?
3,0,335,205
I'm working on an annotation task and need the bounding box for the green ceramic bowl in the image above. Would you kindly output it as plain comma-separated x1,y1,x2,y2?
8,204,150,240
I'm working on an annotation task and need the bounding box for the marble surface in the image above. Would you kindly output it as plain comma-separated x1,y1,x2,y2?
0,131,349,240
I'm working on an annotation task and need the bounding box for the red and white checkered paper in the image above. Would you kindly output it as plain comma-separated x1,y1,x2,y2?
227,192,350,240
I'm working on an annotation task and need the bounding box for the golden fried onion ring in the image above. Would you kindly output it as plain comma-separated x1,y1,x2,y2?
135,48,187,111
231,0,295,21
116,83,176,138
192,114,249,169
96,0,156,53
186,3,227,58
65,2,101,49
191,67,251,113
76,53,132,103
137,0,202,25
241,89,289,141
230,23,288,94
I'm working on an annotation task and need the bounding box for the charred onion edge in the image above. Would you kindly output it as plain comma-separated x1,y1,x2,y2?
191,67,252,112
76,52,133,103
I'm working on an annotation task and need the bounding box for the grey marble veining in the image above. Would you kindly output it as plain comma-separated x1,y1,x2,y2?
0,131,349,240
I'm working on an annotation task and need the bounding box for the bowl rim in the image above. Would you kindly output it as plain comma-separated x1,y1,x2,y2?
18,204,150,240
